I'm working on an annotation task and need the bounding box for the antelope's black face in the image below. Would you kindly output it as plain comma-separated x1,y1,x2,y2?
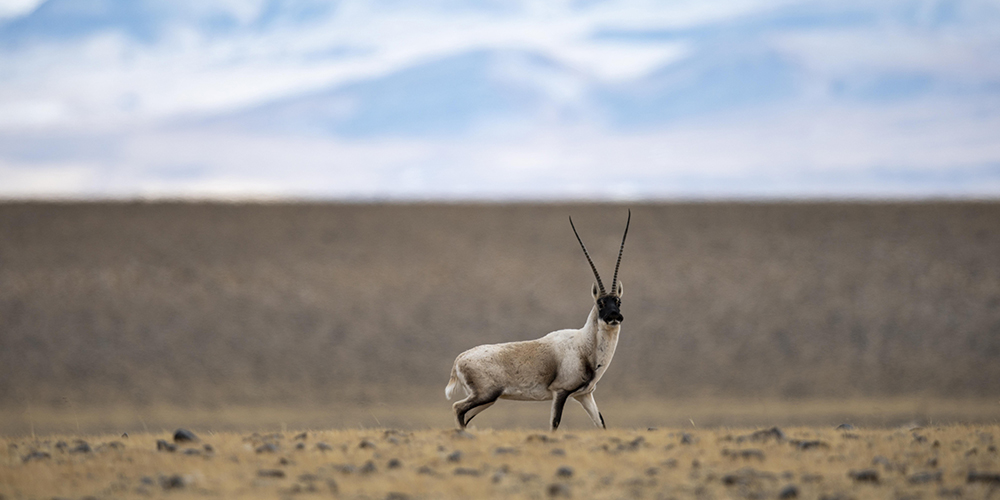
597,295,623,326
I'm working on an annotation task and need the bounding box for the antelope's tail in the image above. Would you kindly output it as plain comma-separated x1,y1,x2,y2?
445,363,459,400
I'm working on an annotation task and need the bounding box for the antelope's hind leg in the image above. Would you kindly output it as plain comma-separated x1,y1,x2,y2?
574,392,606,429
453,388,503,429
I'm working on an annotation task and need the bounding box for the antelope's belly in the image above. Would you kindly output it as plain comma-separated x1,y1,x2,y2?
499,385,552,401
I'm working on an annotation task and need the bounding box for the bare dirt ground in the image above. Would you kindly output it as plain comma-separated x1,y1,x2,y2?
3,425,999,499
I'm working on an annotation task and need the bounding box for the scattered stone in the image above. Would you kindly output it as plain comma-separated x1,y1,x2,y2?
680,433,694,444
556,466,573,478
417,466,435,475
848,469,879,483
387,458,402,469
54,441,68,452
360,460,377,474
835,424,855,431
967,471,1000,484
447,450,463,462
913,433,928,443
454,468,480,476
156,440,176,452
159,474,186,490
182,448,201,456
722,448,765,460
256,443,279,453
778,484,799,499
738,427,785,443
359,439,377,449
203,444,214,453
278,457,292,465
70,441,92,454
721,468,777,486
22,451,51,463
316,442,333,451
295,442,306,450
494,447,518,455
258,469,286,478
527,434,553,443
173,429,198,443
107,441,125,450
794,440,828,450
140,476,155,485
927,457,938,467
121,432,129,439
908,471,942,484
330,464,354,474
547,483,571,497
551,448,566,456
294,432,308,440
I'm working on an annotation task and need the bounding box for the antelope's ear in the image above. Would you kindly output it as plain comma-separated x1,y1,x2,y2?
616,281,623,297
592,282,600,299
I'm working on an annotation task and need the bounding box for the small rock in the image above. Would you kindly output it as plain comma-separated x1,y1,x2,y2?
159,474,186,490
387,458,402,469
107,441,125,450
795,440,828,450
22,451,51,463
294,432,307,440
54,441,68,452
551,448,566,456
256,443,279,453
494,447,518,455
527,434,552,443
298,473,319,482
140,476,155,485
908,471,942,484
70,442,92,454
121,432,129,439
359,439,376,449
295,442,306,450
156,440,176,452
203,444,214,453
454,468,480,476
848,469,879,483
556,466,573,478
967,471,1000,484
334,464,356,474
778,485,799,499
680,433,694,444
447,450,462,462
417,465,435,475
360,460,377,474
547,483,571,497
938,487,963,497
835,424,854,431
316,442,332,451
258,469,286,478
747,427,785,442
182,448,201,456
173,429,198,443
278,457,291,465
723,448,765,460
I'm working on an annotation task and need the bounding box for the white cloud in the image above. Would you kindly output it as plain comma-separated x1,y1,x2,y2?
0,0,43,19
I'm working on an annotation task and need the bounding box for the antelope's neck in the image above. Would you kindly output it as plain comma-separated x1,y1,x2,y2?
584,305,620,375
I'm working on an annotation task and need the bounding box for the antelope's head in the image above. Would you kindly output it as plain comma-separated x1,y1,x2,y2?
570,210,630,327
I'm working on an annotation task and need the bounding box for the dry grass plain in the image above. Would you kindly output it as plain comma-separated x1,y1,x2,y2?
3,425,999,500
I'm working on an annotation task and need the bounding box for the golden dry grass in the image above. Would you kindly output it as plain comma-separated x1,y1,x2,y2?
3,424,999,499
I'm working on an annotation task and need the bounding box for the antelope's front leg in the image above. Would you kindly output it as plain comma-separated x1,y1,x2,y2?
574,392,606,429
549,390,572,431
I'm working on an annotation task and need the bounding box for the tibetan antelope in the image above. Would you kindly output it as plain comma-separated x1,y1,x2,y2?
445,211,631,431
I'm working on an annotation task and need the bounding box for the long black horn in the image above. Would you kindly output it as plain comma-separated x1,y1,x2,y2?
610,209,630,293
569,216,605,295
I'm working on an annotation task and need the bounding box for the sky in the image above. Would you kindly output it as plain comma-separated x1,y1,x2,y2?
0,0,999,200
